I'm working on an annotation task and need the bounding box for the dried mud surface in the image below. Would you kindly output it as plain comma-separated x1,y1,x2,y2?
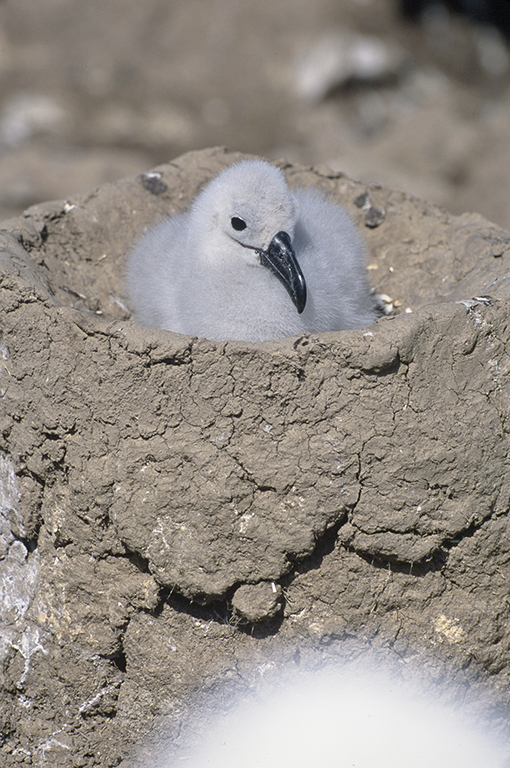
1,147,510,766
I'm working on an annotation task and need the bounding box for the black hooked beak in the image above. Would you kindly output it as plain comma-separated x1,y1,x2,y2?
257,231,307,314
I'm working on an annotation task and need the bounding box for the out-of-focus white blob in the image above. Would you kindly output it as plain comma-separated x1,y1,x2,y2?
180,667,508,768
0,93,66,147
294,33,409,101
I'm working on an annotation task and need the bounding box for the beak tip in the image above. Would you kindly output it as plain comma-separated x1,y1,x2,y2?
295,286,307,314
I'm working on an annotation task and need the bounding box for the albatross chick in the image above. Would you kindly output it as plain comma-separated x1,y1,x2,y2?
127,160,378,342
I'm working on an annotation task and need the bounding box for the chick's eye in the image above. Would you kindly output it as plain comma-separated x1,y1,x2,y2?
231,216,247,231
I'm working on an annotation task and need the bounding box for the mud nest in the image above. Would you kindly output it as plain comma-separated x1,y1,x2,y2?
1,147,510,767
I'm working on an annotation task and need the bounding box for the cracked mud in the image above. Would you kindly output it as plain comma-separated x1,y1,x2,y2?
1,147,510,767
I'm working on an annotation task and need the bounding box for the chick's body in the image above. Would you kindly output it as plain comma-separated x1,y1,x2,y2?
127,160,377,342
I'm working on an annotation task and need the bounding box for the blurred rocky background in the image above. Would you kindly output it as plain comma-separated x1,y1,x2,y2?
0,0,509,228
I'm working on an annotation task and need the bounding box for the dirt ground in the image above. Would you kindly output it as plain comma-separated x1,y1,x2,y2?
0,0,509,229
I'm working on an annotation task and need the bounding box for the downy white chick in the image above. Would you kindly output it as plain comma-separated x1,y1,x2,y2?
126,160,378,342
